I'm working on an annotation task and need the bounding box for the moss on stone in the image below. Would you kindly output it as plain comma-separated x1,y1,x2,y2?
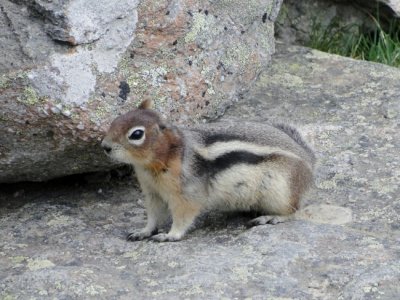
89,101,113,124
15,71,29,80
184,13,207,43
204,79,216,95
123,251,140,260
18,87,40,105
127,72,149,96
156,46,177,60
141,66,169,87
27,258,55,271
124,64,170,101
260,23,275,55
0,75,10,89
2,294,16,300
153,95,169,108
118,56,133,78
85,285,107,296
222,44,252,70
10,256,28,264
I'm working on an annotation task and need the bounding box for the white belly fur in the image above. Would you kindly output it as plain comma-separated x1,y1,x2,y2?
186,162,292,215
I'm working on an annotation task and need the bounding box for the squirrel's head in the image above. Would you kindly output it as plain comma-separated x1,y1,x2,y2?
101,100,180,168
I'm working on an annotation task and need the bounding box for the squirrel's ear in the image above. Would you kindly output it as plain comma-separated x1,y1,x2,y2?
138,99,153,110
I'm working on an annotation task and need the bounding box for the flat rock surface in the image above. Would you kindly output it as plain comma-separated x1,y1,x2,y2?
1,45,399,299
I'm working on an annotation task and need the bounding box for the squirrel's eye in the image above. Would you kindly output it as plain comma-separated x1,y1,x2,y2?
127,126,146,145
129,129,144,140
127,126,146,146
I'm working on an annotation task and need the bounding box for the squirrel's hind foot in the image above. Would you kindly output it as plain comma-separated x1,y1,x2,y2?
247,214,294,227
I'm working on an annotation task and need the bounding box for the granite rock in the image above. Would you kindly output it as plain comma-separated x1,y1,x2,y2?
0,0,281,182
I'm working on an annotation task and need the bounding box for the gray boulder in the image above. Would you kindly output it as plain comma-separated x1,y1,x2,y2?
0,0,282,182
0,45,399,299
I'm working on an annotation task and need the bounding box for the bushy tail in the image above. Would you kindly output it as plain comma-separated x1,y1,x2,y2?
273,123,316,166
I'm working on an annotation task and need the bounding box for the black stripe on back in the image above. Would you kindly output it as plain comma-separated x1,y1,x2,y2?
203,133,243,146
194,150,272,178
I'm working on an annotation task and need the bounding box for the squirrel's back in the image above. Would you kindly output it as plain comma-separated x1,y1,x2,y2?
185,120,315,168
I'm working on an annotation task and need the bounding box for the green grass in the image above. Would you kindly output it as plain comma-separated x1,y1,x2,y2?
308,15,400,67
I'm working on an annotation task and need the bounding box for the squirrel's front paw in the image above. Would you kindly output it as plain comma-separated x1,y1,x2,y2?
150,233,182,242
126,229,158,241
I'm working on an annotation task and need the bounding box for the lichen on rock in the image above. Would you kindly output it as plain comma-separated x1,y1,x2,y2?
17,87,41,106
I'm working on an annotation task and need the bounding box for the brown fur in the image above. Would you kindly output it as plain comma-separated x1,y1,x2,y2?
138,99,153,110
288,159,313,212
150,128,183,175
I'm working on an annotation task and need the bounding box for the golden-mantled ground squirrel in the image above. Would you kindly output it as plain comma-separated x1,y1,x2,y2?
102,100,315,242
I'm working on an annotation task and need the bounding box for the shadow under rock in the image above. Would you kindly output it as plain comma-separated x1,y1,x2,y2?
0,166,136,210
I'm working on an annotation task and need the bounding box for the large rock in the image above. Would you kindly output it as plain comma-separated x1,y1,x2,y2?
0,45,399,298
0,0,282,183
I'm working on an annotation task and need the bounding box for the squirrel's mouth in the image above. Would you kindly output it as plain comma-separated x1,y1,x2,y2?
104,148,137,166
101,140,113,155
102,146,112,156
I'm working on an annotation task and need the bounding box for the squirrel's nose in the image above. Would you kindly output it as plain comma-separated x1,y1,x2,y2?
101,141,112,154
